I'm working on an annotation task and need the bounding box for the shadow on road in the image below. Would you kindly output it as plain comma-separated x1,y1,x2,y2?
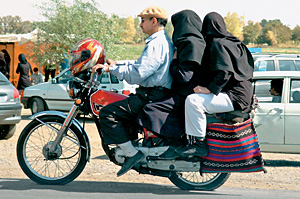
0,178,236,196
263,159,300,167
21,114,31,120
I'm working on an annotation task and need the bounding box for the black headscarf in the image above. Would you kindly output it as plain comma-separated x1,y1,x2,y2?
0,52,5,66
1,50,10,65
171,10,206,65
18,53,27,64
201,12,254,81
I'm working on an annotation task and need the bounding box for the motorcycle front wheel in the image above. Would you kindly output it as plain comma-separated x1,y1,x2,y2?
17,116,88,185
169,172,230,191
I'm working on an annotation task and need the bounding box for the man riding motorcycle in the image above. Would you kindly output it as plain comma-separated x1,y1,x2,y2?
91,6,174,177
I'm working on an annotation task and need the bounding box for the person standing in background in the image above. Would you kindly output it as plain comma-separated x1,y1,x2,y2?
45,60,57,82
16,53,33,94
0,50,11,79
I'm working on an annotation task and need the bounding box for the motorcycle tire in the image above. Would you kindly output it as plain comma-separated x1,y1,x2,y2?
17,116,88,185
169,172,230,191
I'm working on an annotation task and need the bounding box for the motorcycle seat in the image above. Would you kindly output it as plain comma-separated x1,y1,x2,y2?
206,110,250,124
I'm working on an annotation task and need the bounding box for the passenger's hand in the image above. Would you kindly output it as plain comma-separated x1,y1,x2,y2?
193,85,211,94
92,64,108,74
106,59,116,66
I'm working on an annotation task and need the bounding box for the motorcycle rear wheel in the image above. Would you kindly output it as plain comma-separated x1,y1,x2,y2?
17,116,88,185
169,171,230,191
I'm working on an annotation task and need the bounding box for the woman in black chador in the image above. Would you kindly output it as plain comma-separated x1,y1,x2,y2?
0,49,11,79
137,10,206,145
176,12,255,157
16,53,33,92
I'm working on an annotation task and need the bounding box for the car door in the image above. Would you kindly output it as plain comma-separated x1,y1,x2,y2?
98,73,112,91
253,78,285,144
97,73,125,93
284,78,300,144
46,70,74,111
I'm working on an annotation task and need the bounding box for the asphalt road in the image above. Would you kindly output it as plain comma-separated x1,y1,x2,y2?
1,178,300,199
2,108,300,198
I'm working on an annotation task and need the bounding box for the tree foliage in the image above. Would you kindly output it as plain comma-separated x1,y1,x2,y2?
30,0,120,67
224,12,244,40
121,17,136,44
243,21,261,45
0,16,33,34
292,25,300,43
256,19,292,45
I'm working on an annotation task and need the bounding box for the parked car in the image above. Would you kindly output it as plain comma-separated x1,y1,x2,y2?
253,53,300,72
21,64,138,115
252,71,300,153
0,72,22,139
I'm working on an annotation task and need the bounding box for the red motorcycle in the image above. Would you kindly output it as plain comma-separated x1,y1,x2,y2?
17,68,265,191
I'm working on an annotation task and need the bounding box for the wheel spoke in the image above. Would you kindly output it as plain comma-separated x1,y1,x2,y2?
23,121,82,179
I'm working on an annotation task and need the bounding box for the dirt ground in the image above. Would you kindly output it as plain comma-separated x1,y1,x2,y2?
1,108,300,191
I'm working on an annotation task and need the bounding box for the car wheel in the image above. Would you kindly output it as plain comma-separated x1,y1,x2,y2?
31,98,46,115
0,125,16,140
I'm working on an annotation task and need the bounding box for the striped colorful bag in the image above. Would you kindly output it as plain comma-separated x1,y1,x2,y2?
202,119,265,173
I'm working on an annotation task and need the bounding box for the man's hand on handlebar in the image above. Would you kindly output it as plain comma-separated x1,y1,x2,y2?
92,64,109,74
92,59,116,74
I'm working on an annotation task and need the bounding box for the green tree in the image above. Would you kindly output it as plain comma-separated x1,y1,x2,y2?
0,15,33,34
243,21,261,45
133,17,149,44
257,19,291,45
30,0,120,67
224,12,244,40
165,21,174,39
292,25,300,43
121,16,136,44
266,30,277,46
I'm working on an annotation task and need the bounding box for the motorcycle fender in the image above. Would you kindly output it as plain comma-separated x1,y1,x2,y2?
29,110,91,161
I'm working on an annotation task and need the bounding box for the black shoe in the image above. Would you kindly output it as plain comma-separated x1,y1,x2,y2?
117,151,145,177
175,140,208,158
158,146,180,159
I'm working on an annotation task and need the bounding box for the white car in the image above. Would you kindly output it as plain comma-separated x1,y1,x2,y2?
21,66,138,115
253,53,300,72
253,71,300,153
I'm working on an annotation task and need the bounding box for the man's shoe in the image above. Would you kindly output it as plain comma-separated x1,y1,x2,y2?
117,151,145,177
175,140,208,158
158,146,180,159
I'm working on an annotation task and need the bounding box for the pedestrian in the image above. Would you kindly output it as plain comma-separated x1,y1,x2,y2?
31,67,44,85
45,60,56,82
92,6,174,177
0,49,11,79
16,53,33,94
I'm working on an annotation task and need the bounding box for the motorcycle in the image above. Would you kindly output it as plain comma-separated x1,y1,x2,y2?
17,68,264,191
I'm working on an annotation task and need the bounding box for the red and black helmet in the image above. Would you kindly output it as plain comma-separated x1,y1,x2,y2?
69,39,105,76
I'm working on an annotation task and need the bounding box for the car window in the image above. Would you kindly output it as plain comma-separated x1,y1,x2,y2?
278,60,296,71
56,70,73,84
295,60,300,71
98,73,110,84
290,79,300,103
254,79,283,103
254,60,275,71
110,74,119,84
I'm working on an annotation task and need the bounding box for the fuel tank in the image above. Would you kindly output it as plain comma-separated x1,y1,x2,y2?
90,90,127,115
